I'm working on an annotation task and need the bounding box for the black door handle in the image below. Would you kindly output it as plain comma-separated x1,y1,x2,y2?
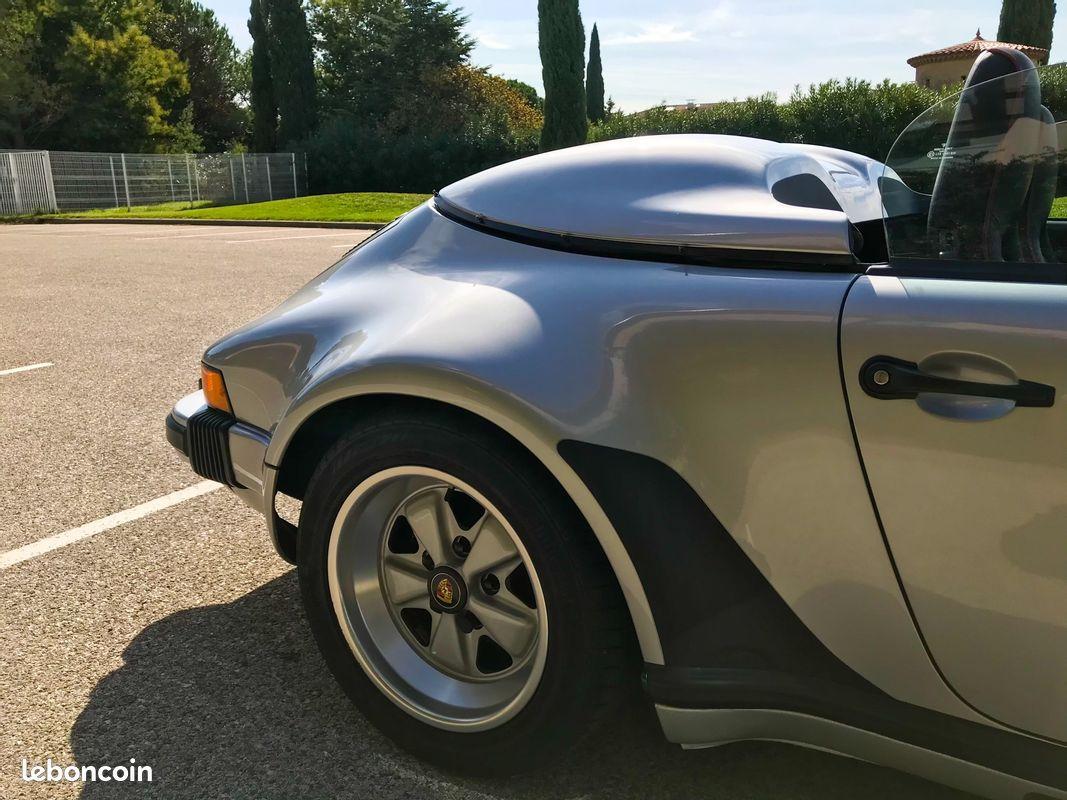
860,356,1055,408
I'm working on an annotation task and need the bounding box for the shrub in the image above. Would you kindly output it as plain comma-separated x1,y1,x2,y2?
304,64,542,193
785,79,945,160
303,116,539,194
590,79,954,161
590,93,788,143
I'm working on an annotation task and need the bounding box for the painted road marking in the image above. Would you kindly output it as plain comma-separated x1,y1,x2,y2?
225,232,360,243
0,362,53,377
134,229,272,241
0,481,221,571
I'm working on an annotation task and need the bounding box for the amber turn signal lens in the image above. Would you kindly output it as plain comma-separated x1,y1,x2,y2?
201,364,232,414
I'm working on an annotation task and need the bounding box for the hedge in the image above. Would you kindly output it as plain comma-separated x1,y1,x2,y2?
303,114,540,194
589,79,956,161
305,68,1067,193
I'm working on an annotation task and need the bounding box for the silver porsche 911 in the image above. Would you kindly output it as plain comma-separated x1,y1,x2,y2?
167,49,1066,799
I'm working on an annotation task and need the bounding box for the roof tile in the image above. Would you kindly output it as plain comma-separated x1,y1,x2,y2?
908,31,1049,67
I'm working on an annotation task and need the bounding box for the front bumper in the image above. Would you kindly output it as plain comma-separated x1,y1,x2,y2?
166,390,272,514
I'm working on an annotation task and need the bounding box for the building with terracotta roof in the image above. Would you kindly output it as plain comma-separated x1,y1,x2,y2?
908,30,1049,88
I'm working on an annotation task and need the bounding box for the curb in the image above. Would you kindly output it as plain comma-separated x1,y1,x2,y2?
15,217,387,230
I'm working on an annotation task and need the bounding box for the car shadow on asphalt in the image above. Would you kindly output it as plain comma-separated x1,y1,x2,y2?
71,572,972,800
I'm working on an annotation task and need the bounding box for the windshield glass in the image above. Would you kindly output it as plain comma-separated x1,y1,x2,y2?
882,57,1067,265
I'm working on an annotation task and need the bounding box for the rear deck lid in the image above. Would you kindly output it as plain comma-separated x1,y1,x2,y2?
436,134,885,260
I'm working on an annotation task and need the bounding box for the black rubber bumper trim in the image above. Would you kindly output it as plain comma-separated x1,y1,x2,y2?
166,408,240,487
645,664,1067,790
188,408,238,486
165,411,187,455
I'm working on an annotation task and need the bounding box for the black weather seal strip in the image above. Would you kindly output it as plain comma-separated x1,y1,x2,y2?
868,258,1067,285
645,664,1067,790
433,195,860,272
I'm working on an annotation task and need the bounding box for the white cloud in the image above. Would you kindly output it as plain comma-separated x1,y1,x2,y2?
604,23,698,46
475,31,511,50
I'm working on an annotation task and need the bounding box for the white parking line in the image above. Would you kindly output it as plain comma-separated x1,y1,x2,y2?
0,481,221,571
5,228,169,238
0,362,53,377
134,229,266,241
226,232,359,243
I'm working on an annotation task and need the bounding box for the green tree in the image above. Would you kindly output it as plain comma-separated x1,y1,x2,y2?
538,0,586,150
997,0,1056,51
248,0,277,151
304,0,538,193
146,0,247,150
58,23,196,152
586,22,604,123
311,0,471,121
505,78,543,111
270,0,318,146
312,0,402,117
0,0,197,151
0,0,59,147
234,47,252,106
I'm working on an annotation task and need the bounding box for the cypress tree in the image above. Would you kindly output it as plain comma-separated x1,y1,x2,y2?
997,0,1055,52
270,0,318,147
248,0,277,151
538,0,587,150
586,23,605,123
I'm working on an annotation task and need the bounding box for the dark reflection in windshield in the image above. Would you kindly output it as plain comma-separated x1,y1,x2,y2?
882,53,1067,264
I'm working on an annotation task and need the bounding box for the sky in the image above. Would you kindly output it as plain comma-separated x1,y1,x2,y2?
202,0,1067,112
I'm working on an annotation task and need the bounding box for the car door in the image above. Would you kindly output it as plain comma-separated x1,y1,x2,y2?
840,58,1067,742
842,275,1067,741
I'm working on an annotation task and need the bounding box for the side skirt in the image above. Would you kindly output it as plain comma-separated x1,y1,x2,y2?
656,706,1066,800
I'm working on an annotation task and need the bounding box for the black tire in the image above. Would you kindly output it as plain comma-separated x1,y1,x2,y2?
297,404,631,776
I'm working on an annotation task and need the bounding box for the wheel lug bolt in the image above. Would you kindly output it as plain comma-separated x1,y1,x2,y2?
421,551,434,571
480,573,500,595
452,536,471,558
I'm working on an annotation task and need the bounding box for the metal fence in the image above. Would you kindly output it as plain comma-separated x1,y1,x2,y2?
0,150,306,216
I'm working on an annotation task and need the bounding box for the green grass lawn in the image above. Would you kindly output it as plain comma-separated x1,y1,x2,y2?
1052,197,1067,218
40,192,430,224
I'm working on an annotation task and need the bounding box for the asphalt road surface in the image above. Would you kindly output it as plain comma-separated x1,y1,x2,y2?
0,222,971,799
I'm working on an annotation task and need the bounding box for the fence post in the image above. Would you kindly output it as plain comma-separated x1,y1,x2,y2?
229,156,237,201
120,153,131,208
8,153,22,213
241,153,249,203
109,157,119,207
265,155,273,200
291,153,298,198
167,158,176,202
185,155,193,203
41,151,57,212
193,156,201,201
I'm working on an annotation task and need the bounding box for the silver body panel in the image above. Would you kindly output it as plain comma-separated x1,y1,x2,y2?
206,203,975,720
842,275,1067,742
439,135,885,255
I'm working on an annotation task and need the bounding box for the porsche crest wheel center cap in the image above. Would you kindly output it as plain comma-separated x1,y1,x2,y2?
428,567,466,613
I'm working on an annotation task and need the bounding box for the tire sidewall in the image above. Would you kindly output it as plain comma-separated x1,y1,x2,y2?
297,415,610,772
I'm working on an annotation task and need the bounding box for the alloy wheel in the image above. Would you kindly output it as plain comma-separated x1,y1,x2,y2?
327,467,548,731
